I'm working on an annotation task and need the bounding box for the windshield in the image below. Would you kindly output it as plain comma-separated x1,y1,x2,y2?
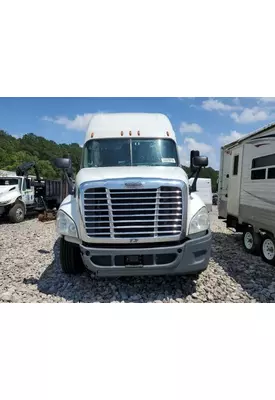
0,178,19,186
82,138,179,168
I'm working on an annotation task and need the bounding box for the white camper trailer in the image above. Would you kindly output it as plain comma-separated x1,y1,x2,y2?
218,122,275,265
189,177,212,212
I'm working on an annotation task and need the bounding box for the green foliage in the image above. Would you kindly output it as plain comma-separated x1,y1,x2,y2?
0,130,82,179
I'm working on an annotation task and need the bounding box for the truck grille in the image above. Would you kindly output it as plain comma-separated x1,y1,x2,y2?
83,186,183,239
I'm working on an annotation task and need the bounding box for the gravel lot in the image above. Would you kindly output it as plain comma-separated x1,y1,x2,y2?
1,206,275,303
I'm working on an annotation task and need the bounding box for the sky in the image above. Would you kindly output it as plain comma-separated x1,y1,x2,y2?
1,97,275,170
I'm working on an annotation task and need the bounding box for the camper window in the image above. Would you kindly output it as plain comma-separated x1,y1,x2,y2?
233,155,239,175
252,153,275,169
268,167,275,179
251,169,266,180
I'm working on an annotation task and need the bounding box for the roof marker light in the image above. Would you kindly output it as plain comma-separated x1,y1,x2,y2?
121,131,124,136
166,131,170,136
129,131,132,136
137,131,140,136
91,132,94,138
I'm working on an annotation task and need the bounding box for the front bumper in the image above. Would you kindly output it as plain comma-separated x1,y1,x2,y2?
78,231,212,277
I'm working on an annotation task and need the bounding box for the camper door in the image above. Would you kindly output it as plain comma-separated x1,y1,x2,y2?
227,146,243,217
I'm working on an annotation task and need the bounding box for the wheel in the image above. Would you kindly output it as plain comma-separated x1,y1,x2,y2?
242,226,261,255
8,203,25,223
261,234,275,266
59,237,85,274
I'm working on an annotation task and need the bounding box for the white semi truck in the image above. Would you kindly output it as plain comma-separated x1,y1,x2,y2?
54,113,212,277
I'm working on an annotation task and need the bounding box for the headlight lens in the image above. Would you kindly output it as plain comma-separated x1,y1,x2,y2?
56,211,78,238
189,206,210,235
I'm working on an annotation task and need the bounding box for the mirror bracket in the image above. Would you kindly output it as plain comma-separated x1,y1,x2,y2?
189,167,202,194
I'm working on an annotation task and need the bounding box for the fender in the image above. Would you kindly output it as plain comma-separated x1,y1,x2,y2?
187,192,207,229
58,194,81,232
15,196,27,213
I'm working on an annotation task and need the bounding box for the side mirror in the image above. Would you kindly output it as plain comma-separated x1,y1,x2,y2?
189,155,209,193
53,158,75,196
193,156,208,168
190,150,200,173
54,158,72,170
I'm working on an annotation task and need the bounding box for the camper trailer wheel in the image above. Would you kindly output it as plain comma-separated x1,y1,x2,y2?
242,227,261,255
261,235,275,266
59,237,85,274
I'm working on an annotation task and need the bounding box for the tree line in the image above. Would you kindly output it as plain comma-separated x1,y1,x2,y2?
0,130,82,179
0,130,219,191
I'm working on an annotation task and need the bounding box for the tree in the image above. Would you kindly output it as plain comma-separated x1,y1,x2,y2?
0,130,82,179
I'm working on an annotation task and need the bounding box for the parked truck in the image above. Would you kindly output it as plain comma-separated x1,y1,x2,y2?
0,161,65,223
54,113,212,277
218,122,275,265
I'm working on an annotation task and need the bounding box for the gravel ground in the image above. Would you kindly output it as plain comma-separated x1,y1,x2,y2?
1,206,275,303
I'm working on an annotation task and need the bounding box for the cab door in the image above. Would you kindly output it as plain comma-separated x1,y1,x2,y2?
21,178,34,205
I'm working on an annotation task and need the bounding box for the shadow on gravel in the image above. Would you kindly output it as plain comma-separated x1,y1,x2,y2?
38,249,51,254
33,238,197,303
211,231,275,303
0,212,38,225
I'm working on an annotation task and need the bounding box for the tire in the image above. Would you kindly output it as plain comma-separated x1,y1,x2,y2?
261,234,275,266
59,237,85,274
8,203,25,223
242,226,261,255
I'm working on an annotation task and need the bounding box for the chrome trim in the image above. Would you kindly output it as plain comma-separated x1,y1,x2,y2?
79,177,187,244
106,188,115,238
124,181,143,188
154,188,160,237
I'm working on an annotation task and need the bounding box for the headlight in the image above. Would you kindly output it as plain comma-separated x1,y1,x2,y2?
56,211,78,238
188,206,210,235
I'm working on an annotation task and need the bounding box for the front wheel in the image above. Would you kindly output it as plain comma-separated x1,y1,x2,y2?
242,226,261,255
261,234,275,266
8,203,25,223
59,237,85,274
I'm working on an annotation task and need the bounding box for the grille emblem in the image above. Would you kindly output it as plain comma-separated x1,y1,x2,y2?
124,181,143,188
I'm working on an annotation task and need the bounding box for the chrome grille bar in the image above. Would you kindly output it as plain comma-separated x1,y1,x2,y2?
106,188,114,238
154,188,160,237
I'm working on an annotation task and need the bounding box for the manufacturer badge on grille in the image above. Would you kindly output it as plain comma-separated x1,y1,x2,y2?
124,181,143,188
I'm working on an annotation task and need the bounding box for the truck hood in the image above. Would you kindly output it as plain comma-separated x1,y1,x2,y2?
0,185,17,195
0,186,20,205
76,166,189,186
